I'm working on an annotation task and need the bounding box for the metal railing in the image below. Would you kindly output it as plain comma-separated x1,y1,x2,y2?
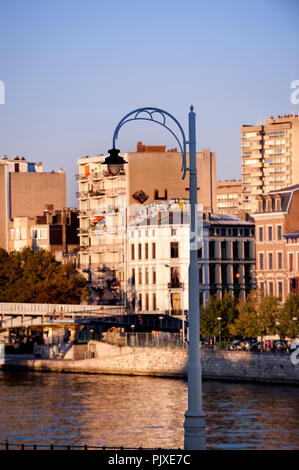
101,332,187,349
0,440,175,451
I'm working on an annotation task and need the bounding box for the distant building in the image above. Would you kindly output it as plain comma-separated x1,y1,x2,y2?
198,213,256,305
128,210,256,315
77,143,217,304
8,206,79,264
0,155,66,250
216,179,242,215
240,113,299,213
253,184,299,301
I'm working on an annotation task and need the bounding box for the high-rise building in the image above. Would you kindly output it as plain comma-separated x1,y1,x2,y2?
77,144,217,304
216,179,242,215
0,155,66,250
240,113,299,213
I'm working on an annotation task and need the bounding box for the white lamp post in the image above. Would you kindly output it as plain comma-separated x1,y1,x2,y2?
104,106,206,450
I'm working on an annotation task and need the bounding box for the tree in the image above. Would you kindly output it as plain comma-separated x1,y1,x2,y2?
257,295,281,337
229,291,260,338
278,293,299,338
0,248,87,304
200,292,238,341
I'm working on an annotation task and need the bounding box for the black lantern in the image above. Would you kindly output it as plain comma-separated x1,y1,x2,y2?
101,148,127,176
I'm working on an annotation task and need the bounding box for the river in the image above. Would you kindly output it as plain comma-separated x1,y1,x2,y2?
0,371,298,450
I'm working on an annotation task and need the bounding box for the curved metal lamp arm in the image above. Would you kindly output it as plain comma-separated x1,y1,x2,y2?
112,107,188,179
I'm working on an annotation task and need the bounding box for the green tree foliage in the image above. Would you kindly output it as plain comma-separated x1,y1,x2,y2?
201,290,297,340
278,293,299,338
229,291,260,338
200,291,238,340
0,248,87,304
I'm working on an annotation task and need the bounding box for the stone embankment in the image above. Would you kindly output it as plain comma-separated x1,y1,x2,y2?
2,340,299,385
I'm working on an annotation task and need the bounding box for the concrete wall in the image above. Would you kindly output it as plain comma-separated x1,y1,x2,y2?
3,341,299,384
10,172,66,219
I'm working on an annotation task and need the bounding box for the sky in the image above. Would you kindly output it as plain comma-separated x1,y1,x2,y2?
0,0,298,207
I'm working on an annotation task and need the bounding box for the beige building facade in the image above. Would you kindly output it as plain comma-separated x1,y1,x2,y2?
241,113,299,213
77,144,217,304
216,179,242,215
0,155,66,250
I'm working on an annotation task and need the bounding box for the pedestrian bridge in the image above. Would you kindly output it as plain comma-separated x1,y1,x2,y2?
0,302,126,329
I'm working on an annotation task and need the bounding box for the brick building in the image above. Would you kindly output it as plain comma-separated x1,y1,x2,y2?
253,184,299,301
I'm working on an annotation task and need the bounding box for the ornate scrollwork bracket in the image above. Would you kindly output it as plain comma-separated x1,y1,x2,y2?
112,107,189,180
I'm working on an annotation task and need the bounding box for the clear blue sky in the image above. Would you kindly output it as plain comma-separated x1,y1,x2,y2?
0,0,298,207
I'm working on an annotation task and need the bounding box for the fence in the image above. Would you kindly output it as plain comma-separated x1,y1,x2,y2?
0,441,175,451
101,331,187,349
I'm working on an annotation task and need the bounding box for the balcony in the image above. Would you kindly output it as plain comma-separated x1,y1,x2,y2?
167,282,184,289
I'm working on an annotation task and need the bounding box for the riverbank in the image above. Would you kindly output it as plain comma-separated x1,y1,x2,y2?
2,340,299,385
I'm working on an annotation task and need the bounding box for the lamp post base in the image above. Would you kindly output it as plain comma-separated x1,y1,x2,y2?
184,411,206,450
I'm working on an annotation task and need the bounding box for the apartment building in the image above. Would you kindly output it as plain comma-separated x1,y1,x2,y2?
8,207,79,263
253,184,299,302
77,144,217,304
241,113,299,213
198,214,256,305
0,154,66,250
216,179,242,215
127,206,189,315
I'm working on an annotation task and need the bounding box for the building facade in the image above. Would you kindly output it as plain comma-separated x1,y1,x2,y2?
77,144,217,304
198,214,256,305
240,113,299,213
0,155,66,250
216,179,242,215
8,207,79,264
253,184,299,302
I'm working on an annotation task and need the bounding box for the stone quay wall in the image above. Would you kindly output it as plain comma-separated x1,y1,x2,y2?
3,340,299,385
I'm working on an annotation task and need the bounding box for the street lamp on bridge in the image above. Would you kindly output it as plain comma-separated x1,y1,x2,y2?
102,106,206,450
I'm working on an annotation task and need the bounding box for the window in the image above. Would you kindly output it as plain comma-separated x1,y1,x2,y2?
233,241,239,260
131,244,135,260
269,282,274,295
152,269,156,285
152,243,156,259
131,269,135,285
277,252,283,270
138,243,142,260
138,294,142,311
244,241,250,259
277,225,282,241
260,281,265,294
145,293,149,311
278,281,283,301
259,253,264,270
268,253,273,270
221,241,227,259
138,268,142,285
268,226,273,241
145,268,149,284
289,253,294,271
153,293,157,311
258,227,263,242
145,243,148,259
209,241,216,259
171,242,179,258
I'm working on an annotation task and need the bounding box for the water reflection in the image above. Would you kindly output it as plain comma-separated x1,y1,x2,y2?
0,371,298,450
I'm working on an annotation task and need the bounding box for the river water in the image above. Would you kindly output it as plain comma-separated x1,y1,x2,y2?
0,371,298,450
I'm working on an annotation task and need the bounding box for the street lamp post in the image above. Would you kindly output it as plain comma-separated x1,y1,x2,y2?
217,317,222,349
103,106,206,450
